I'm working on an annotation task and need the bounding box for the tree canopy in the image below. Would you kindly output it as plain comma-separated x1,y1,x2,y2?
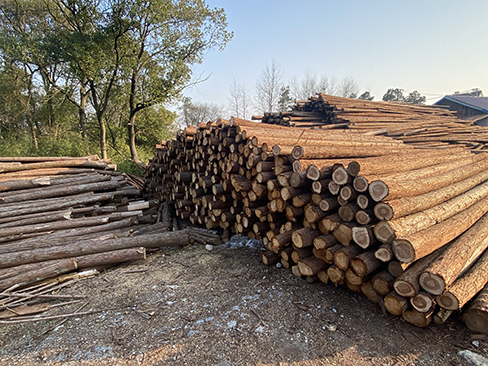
0,0,232,162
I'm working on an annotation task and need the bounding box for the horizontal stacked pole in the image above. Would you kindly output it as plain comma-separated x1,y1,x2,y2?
254,94,488,152
0,156,165,292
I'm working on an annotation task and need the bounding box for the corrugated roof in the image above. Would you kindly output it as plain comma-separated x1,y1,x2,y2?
435,95,488,113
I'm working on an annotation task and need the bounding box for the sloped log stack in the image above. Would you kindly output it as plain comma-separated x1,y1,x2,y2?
255,94,488,151
143,104,488,331
0,156,220,295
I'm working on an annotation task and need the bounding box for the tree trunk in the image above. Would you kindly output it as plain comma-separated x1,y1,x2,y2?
128,112,142,163
402,307,434,328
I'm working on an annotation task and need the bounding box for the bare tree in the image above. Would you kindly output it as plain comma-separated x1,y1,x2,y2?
289,71,341,100
228,78,251,119
338,77,360,98
254,60,283,113
178,98,226,128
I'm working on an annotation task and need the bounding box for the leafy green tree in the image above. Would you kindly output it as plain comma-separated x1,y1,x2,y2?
404,90,426,105
358,91,374,100
278,86,293,111
382,88,405,102
119,0,232,162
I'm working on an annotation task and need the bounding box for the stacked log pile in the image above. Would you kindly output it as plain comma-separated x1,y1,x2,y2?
143,116,488,331
0,156,173,293
256,94,488,151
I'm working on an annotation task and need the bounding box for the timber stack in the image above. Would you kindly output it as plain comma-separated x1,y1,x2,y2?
143,100,488,332
255,93,488,151
0,156,221,297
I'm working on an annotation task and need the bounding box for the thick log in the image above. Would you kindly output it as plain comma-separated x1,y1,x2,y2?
462,282,488,334
297,256,328,276
437,249,488,311
384,291,409,316
393,246,446,298
392,195,488,263
291,227,320,248
374,179,488,243
291,144,413,160
334,245,363,271
343,148,470,177
419,211,488,296
371,270,395,296
368,156,488,202
402,307,434,328
0,230,190,269
367,152,487,185
410,292,435,313
350,251,383,277
373,168,488,220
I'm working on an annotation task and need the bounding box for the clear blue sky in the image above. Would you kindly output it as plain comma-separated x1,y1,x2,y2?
184,0,488,110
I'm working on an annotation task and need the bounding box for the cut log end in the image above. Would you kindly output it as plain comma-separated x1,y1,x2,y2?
291,146,304,160
437,292,459,311
373,221,396,244
463,309,488,334
392,239,416,263
419,272,445,296
374,203,393,221
393,280,417,298
306,165,321,181
347,161,361,177
411,293,434,313
369,180,389,202
402,308,433,328
352,227,374,249
353,176,368,193
332,167,349,185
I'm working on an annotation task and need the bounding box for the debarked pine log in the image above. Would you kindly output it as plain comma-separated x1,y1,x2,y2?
419,211,488,296
436,249,488,311
392,195,488,263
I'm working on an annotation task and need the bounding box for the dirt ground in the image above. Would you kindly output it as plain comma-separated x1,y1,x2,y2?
1,237,487,366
